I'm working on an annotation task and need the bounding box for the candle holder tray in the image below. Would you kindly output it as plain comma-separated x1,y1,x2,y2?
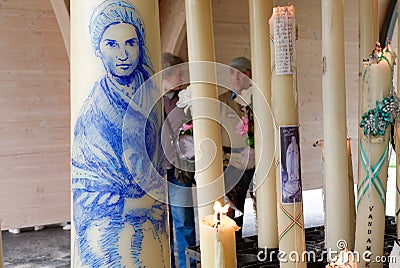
185,216,397,268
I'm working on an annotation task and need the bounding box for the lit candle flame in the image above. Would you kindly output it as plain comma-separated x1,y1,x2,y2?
213,201,230,223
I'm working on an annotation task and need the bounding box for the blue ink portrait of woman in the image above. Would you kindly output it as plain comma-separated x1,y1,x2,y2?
72,0,168,267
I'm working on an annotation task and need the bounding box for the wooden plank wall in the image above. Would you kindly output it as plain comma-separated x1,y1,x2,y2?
0,0,70,229
178,0,360,190
0,0,396,228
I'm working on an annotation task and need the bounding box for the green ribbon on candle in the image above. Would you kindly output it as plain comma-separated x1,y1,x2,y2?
357,140,388,208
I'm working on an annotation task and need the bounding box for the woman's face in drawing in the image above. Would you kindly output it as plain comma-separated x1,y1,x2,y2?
97,23,140,79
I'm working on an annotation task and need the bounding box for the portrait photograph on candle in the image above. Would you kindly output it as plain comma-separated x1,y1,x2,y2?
280,126,302,204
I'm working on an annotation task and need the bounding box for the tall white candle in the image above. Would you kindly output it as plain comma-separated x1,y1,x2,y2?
358,0,378,134
185,1,226,267
270,6,306,268
347,138,356,249
184,0,225,219
71,1,168,267
314,137,356,252
356,2,380,265
321,0,352,251
396,124,400,239
0,223,3,268
397,0,400,240
249,0,278,249
355,46,395,268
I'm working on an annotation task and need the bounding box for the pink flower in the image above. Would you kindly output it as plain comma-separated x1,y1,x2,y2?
181,123,193,131
236,116,249,137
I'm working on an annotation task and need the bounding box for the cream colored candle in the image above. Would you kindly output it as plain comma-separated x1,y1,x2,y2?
0,223,3,268
270,6,306,267
359,0,378,74
347,138,356,249
396,124,400,239
316,137,356,252
200,201,239,268
355,46,395,268
185,0,225,218
358,0,378,130
321,0,352,252
71,1,168,267
249,0,278,249
397,0,400,240
358,2,378,225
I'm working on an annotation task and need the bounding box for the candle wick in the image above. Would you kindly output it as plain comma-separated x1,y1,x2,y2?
217,212,221,222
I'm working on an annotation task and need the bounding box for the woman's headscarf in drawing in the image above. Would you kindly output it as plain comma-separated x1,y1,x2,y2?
89,0,154,81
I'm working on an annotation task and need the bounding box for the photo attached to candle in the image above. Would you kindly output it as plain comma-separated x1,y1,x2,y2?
280,126,302,204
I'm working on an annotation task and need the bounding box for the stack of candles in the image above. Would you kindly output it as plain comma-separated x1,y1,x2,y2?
200,201,240,267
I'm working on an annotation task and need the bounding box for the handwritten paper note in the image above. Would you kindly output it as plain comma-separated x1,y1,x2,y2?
273,6,296,75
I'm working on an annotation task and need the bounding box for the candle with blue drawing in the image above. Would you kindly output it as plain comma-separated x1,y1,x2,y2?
71,0,168,266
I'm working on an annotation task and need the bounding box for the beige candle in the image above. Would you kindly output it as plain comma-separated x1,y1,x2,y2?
359,0,378,72
346,138,356,249
321,0,352,252
358,1,378,238
314,137,356,251
200,201,240,267
355,46,395,268
270,6,306,267
358,3,378,229
71,1,168,267
185,2,226,266
0,223,3,268
396,124,400,239
358,0,378,132
397,1,400,240
249,0,278,249
184,0,225,218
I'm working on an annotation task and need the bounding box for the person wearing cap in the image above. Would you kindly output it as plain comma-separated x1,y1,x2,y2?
219,56,256,238
72,1,167,266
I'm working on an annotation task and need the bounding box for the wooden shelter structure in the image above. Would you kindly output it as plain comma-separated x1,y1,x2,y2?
0,0,397,230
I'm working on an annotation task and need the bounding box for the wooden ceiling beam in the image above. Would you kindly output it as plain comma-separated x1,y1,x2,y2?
50,0,70,59
159,0,186,54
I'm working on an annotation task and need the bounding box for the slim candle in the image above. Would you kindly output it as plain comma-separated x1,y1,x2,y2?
184,0,225,219
71,1,168,267
355,45,395,268
321,0,352,251
396,124,400,239
249,0,278,249
185,1,226,266
270,6,306,268
347,138,356,249
0,223,3,268
396,0,400,240
314,138,356,251
358,0,378,134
